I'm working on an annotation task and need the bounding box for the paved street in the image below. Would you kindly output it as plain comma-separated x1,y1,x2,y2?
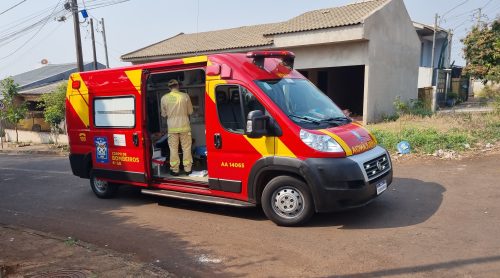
1,153,500,277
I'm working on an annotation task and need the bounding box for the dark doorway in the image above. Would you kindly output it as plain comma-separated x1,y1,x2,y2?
299,66,365,118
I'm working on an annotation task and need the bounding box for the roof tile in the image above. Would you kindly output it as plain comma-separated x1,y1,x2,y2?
121,0,389,61
265,0,389,35
121,23,278,60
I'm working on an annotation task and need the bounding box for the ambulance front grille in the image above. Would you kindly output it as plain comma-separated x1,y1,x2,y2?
363,154,390,181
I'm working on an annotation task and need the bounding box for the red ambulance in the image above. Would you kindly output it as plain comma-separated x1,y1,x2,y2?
66,51,392,226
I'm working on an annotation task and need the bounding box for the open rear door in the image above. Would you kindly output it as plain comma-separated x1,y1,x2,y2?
85,69,149,185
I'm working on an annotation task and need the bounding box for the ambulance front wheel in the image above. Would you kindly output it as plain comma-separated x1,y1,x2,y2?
90,171,118,199
261,176,315,226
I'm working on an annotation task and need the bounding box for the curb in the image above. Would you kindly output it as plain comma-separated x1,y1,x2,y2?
0,150,68,156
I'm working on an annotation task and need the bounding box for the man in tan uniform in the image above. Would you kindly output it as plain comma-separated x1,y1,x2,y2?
161,79,193,176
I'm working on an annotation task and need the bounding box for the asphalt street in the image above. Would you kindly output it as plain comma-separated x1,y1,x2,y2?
1,153,499,277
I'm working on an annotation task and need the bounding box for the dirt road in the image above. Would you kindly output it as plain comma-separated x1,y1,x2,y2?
0,153,499,277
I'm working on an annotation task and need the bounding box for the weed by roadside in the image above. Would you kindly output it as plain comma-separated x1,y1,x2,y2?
391,96,433,119
368,113,500,155
477,84,500,114
64,237,78,246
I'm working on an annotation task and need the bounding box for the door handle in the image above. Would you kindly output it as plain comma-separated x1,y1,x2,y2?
214,133,222,149
133,133,139,146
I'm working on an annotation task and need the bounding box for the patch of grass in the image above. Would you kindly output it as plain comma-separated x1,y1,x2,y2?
64,237,78,246
368,113,500,154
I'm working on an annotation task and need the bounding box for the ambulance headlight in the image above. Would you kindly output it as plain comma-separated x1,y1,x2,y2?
299,129,344,153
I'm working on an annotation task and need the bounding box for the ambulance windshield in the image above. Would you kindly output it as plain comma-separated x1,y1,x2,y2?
255,78,350,128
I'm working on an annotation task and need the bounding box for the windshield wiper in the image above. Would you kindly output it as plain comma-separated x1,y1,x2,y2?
320,116,352,123
288,114,321,124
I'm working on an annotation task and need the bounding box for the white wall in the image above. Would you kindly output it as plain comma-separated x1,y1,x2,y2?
291,41,368,70
273,25,364,48
4,129,68,144
418,67,433,88
363,0,420,122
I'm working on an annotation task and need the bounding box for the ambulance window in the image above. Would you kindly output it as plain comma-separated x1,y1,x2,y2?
215,85,265,134
241,87,266,116
94,96,135,128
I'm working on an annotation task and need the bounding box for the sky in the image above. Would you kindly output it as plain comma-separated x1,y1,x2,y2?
0,0,499,79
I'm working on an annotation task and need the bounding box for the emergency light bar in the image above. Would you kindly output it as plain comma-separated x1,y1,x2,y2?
246,51,295,69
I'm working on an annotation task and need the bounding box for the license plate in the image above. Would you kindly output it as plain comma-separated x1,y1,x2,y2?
376,180,387,195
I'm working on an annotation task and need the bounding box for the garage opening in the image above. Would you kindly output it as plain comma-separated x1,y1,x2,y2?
298,66,365,121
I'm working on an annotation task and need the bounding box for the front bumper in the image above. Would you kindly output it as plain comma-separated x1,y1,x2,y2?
303,146,393,212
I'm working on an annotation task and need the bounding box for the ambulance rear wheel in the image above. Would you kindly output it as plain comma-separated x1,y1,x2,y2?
90,171,118,199
261,176,314,226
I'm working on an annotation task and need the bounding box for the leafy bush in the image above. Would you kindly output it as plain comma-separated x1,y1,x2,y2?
1,77,27,143
38,83,66,126
38,83,67,144
391,96,433,120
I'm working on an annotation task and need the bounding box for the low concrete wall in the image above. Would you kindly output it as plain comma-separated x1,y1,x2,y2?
4,129,68,144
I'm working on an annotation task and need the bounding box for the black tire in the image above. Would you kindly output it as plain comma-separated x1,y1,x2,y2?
89,171,118,199
32,124,41,132
261,176,315,226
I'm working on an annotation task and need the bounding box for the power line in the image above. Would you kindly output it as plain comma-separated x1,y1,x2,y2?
0,7,67,47
482,0,495,9
451,17,474,30
0,0,27,16
84,0,131,10
0,0,63,61
0,5,55,32
0,20,64,67
0,2,64,42
441,0,470,20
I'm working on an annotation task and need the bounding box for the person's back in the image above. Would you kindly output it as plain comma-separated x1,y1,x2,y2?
161,88,192,133
160,79,193,176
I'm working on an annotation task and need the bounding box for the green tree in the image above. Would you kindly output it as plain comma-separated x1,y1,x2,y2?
461,20,500,83
0,77,27,143
38,83,67,144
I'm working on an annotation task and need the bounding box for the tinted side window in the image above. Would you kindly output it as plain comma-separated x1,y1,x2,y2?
241,87,266,118
215,85,265,134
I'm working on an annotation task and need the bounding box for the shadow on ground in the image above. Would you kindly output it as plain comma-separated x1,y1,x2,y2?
330,255,500,277
308,177,445,229
113,176,445,231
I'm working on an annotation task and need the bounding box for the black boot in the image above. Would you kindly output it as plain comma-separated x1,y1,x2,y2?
170,170,179,176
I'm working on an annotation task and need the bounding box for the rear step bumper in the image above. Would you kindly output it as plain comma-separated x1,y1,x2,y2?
141,189,255,208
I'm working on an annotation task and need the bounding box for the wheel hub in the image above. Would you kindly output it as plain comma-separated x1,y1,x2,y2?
272,187,304,218
94,178,108,192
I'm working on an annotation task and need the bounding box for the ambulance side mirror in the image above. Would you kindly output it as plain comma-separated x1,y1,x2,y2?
245,110,269,138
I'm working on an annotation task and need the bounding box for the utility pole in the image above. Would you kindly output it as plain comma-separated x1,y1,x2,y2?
447,29,453,68
430,13,439,112
90,18,98,70
100,18,110,68
476,8,482,26
70,0,84,72
430,13,438,84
